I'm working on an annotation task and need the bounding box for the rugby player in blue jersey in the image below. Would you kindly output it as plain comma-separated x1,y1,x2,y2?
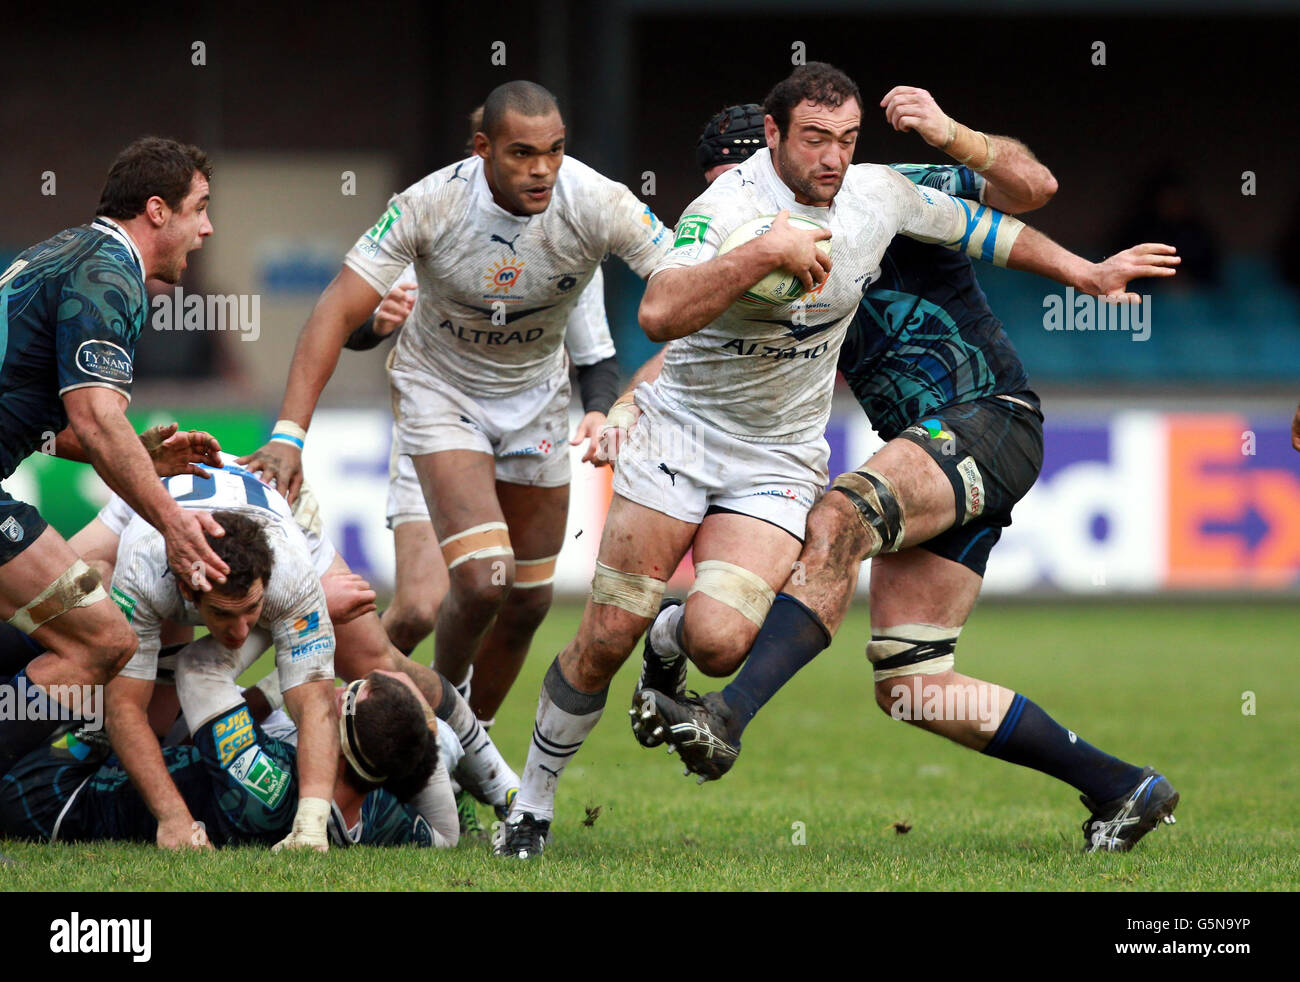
0,666,459,849
628,83,1180,853
0,138,227,773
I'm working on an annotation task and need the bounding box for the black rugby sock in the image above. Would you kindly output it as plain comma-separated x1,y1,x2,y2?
982,693,1145,802
720,594,831,738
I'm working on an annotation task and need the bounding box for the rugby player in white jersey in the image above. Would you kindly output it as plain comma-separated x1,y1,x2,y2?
106,502,339,851
240,81,669,735
352,264,622,721
72,456,519,847
495,63,1156,859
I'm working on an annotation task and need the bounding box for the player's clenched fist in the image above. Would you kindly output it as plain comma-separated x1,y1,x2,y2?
157,816,212,850
272,797,331,853
880,85,952,148
374,281,417,339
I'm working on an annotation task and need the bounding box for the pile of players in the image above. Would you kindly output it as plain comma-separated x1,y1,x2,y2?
0,63,1182,858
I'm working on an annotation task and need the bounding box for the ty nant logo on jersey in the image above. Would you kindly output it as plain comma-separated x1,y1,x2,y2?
75,340,133,385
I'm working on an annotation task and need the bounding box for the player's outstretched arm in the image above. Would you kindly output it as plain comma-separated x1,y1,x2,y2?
105,676,212,850
1007,229,1180,301
238,266,381,504
274,678,339,853
639,211,830,342
881,85,1057,213
63,387,228,589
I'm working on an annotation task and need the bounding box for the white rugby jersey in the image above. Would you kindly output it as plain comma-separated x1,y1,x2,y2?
111,478,334,692
344,154,668,398
388,262,614,367
98,454,335,576
651,148,987,444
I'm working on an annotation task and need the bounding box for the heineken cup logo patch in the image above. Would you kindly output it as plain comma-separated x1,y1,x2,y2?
674,214,711,248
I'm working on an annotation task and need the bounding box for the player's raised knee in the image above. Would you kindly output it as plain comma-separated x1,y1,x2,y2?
383,597,441,653
680,620,752,677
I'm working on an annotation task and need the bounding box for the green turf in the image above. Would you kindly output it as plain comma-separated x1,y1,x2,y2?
4,601,1297,891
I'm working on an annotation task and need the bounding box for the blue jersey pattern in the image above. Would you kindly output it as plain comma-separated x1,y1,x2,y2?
0,221,146,479
838,165,1034,442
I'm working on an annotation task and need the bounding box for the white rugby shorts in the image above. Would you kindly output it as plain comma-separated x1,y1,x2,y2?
612,382,827,541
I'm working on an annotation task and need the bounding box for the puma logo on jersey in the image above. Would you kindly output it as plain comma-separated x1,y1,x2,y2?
447,162,469,183
658,463,678,485
490,233,521,253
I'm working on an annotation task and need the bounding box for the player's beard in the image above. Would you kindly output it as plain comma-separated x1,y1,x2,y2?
774,143,840,205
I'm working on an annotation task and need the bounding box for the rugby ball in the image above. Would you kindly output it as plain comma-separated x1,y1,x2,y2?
718,214,832,306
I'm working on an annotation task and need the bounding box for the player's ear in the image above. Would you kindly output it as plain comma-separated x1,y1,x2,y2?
473,131,491,161
144,195,170,228
764,114,779,151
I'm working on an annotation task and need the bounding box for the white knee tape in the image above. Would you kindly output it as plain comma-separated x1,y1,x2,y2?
590,561,666,620
867,623,960,683
688,560,776,628
7,559,108,635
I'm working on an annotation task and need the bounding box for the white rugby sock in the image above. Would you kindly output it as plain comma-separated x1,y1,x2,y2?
436,671,517,807
648,603,687,665
514,658,607,823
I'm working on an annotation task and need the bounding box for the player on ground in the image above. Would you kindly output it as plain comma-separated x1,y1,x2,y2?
239,81,670,738
495,64,1162,859
106,508,340,850
0,137,228,772
631,90,1180,853
0,668,459,848
60,453,520,840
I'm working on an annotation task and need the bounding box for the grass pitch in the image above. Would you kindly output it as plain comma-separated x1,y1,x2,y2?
3,601,1297,891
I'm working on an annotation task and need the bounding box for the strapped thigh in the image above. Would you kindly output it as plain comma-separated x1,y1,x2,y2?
7,560,107,635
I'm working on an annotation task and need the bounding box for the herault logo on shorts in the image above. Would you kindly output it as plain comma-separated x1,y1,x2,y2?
75,340,133,385
957,455,985,523
0,516,23,543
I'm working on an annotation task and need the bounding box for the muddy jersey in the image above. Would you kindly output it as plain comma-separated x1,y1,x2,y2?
650,148,989,445
344,154,668,398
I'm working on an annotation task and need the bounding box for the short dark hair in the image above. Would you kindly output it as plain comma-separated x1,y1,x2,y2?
97,136,212,220
466,104,485,154
480,81,560,140
763,62,862,139
350,673,438,799
205,510,273,597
